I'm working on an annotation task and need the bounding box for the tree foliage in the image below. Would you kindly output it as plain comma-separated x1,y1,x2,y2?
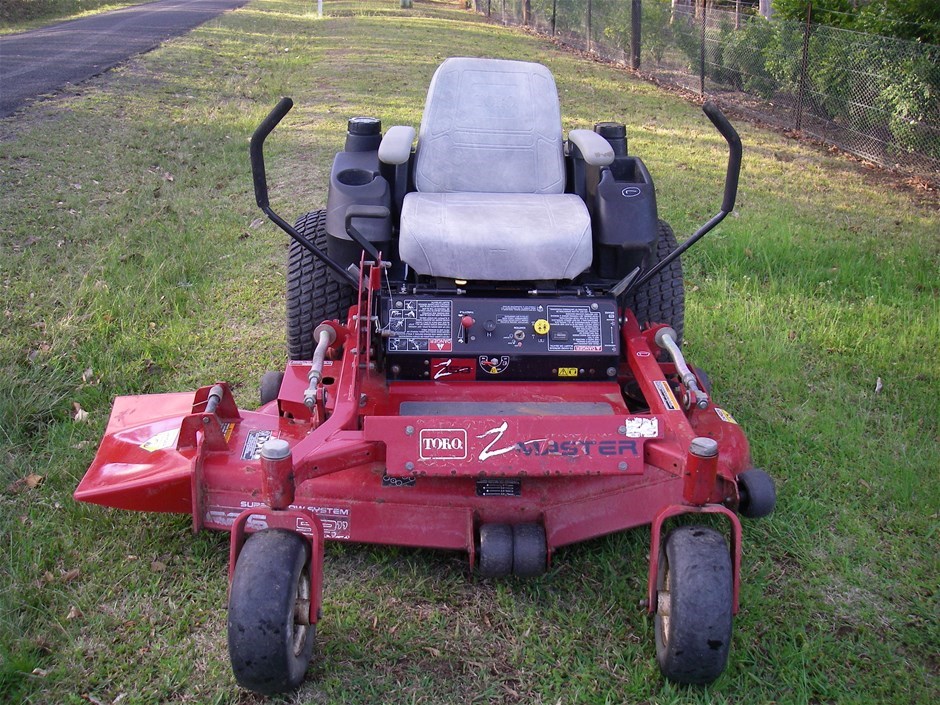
771,0,940,45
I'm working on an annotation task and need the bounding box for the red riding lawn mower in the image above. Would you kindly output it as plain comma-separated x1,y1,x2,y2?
75,58,776,694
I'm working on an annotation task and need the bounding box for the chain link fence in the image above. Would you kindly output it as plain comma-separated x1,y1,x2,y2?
471,1,940,180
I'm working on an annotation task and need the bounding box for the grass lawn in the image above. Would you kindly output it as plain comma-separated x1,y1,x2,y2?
0,0,937,702
0,0,156,34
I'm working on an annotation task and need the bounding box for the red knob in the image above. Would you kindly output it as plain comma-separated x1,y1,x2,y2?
461,315,475,329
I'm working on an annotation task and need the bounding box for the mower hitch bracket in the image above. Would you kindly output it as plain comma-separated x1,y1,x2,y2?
289,256,383,480
177,383,241,452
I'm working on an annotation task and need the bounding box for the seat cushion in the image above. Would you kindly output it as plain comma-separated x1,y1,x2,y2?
414,58,565,195
400,192,593,281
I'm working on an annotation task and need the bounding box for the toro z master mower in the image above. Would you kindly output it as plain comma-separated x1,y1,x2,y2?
75,58,776,694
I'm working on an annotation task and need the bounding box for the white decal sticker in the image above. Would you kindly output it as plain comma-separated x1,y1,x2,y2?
204,509,240,527
291,505,351,539
624,417,660,438
246,514,268,532
210,502,353,540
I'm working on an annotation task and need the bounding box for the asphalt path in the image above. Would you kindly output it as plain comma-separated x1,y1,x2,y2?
0,0,249,117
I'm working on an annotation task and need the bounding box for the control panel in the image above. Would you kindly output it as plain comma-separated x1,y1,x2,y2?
380,295,620,381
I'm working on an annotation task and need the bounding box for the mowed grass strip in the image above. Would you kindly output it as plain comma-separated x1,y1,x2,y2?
0,0,937,703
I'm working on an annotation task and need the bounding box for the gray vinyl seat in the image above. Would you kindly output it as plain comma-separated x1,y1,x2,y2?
395,58,594,282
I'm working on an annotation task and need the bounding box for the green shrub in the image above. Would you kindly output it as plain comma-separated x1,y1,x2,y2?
722,17,780,97
877,49,940,158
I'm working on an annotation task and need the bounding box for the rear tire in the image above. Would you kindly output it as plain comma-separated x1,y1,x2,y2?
287,211,356,360
624,220,684,343
228,530,314,694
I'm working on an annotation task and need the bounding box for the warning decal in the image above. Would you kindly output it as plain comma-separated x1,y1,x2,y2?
653,381,681,411
715,407,739,425
546,305,602,352
387,300,453,353
141,428,179,452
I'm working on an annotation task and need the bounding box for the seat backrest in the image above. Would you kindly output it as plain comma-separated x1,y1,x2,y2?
414,57,566,195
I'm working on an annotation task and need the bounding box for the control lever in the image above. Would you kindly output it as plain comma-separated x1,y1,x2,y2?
609,266,640,298
623,102,741,298
654,327,708,409
304,324,338,409
204,384,225,415
250,98,359,288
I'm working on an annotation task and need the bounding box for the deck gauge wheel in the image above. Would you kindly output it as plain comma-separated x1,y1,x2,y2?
478,523,513,578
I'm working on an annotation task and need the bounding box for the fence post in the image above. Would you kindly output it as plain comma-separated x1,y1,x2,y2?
631,0,641,70
699,3,706,95
795,2,812,131
587,0,593,52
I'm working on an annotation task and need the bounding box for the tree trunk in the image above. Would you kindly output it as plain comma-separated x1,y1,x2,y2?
671,0,693,25
759,0,773,20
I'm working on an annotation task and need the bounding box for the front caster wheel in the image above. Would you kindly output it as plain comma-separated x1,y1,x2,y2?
260,370,284,406
737,468,776,518
228,530,314,695
655,526,732,685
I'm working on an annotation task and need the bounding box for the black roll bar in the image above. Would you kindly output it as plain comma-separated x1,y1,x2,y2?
250,98,360,288
624,101,742,297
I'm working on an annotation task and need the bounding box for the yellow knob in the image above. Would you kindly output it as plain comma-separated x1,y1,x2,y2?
533,319,550,335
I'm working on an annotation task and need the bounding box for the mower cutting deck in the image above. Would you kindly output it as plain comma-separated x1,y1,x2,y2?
75,58,775,694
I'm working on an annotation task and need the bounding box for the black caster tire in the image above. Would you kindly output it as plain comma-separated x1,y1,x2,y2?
260,371,284,406
287,210,356,361
737,468,776,518
228,530,314,695
512,523,547,578
692,366,713,396
478,523,513,578
655,526,732,685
